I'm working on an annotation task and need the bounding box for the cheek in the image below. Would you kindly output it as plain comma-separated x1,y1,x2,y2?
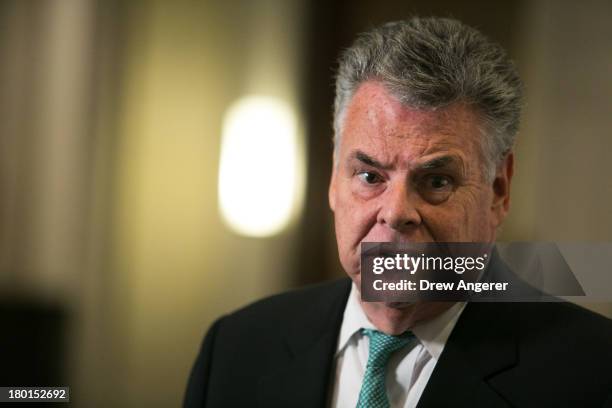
333,187,380,276
420,207,462,240
335,201,375,249
425,188,493,240
335,186,378,243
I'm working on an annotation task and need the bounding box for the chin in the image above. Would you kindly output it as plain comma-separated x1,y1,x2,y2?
380,302,417,322
385,301,415,309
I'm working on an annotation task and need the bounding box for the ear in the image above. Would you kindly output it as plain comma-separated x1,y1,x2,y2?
329,161,337,212
491,152,514,227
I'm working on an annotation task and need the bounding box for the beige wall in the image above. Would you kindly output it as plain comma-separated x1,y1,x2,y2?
104,1,306,406
504,0,612,317
0,0,307,406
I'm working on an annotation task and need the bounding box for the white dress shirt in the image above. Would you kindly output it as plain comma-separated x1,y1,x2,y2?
330,284,466,408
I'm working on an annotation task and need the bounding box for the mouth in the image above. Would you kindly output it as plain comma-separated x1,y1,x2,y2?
360,241,436,257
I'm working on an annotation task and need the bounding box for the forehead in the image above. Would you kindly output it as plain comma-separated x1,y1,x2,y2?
340,81,484,164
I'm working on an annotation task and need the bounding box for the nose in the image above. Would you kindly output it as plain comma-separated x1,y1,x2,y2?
377,180,422,232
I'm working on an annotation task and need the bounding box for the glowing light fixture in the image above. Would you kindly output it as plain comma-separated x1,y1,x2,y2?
218,96,304,237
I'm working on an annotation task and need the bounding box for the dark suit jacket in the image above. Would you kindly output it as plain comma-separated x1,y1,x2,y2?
184,277,612,407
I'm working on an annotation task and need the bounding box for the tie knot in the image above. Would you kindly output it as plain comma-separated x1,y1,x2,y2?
362,329,414,368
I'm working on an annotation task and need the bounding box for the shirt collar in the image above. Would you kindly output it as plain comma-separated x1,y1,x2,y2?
336,283,466,360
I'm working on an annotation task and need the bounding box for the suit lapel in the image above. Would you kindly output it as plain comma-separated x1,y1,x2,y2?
257,278,352,408
417,302,518,407
256,277,520,407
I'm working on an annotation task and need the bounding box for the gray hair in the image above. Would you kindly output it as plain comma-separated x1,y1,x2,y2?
333,17,523,180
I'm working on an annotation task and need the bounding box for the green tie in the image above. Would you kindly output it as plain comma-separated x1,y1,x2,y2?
356,329,414,408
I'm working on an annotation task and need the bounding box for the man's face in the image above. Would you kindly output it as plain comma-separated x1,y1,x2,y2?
329,81,512,286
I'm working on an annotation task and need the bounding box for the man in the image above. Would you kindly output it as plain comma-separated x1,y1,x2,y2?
185,17,612,407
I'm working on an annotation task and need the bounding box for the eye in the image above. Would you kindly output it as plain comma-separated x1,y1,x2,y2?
418,174,454,203
427,175,452,190
357,171,382,185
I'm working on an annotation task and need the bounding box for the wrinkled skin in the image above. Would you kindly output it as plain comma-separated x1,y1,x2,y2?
329,81,513,334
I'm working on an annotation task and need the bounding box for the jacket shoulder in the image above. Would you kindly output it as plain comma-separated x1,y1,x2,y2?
219,277,351,334
184,278,351,407
469,301,612,406
514,301,612,341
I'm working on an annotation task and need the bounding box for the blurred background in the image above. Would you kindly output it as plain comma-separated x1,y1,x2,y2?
1,0,611,406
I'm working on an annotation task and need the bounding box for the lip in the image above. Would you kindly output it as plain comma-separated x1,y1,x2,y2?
360,241,438,257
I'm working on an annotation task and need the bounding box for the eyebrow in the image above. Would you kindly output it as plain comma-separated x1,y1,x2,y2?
414,155,466,177
349,150,465,175
417,155,457,170
351,150,393,170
